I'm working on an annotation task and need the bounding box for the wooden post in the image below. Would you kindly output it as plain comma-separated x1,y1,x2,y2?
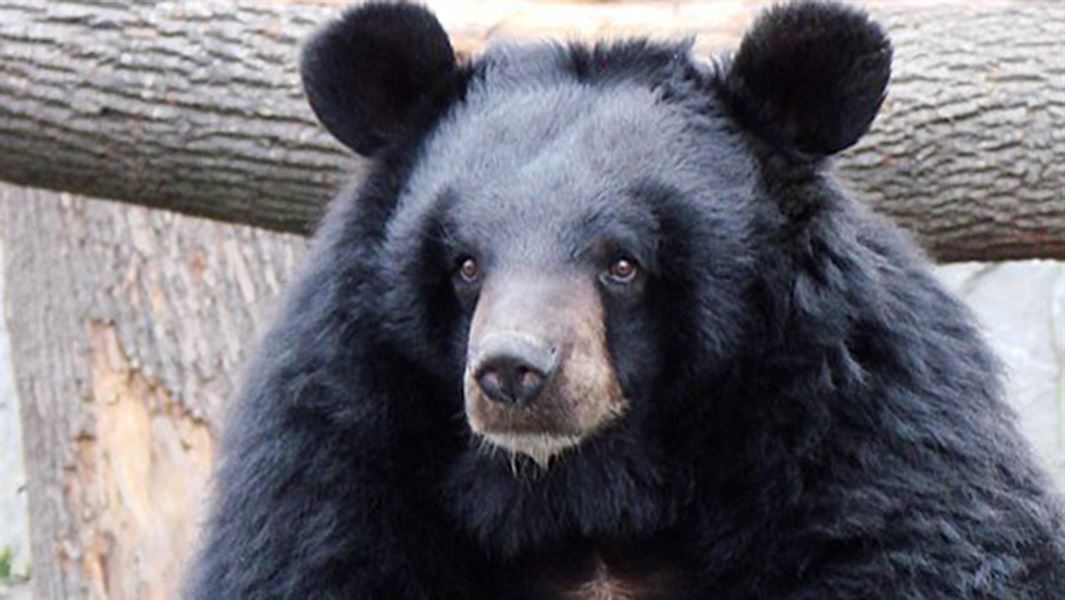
1,184,305,599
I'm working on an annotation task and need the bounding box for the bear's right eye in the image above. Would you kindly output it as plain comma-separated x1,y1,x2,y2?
457,257,480,284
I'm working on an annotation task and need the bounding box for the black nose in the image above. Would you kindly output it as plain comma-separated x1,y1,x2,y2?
473,335,556,406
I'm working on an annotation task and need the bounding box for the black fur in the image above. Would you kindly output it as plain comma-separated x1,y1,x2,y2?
724,1,892,157
301,2,457,155
188,1,1065,598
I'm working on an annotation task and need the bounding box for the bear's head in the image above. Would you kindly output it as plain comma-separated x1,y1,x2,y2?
301,0,891,551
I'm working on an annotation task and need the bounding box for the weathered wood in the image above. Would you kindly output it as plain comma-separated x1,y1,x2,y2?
0,0,1062,261
843,4,1065,262
0,183,306,600
0,0,356,234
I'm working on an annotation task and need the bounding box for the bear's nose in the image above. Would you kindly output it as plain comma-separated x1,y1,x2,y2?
473,334,557,406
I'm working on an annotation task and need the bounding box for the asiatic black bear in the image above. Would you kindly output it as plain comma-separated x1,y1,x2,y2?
188,2,1065,598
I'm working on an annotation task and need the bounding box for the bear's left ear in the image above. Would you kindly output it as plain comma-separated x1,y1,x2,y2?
723,1,892,158
301,2,457,156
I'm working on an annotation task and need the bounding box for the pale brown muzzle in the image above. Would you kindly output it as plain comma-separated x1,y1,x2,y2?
464,272,628,465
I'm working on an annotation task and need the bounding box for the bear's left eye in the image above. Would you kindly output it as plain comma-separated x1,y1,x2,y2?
605,257,639,284
457,257,480,283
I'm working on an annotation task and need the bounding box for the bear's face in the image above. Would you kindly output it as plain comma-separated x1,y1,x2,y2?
381,67,758,465
301,0,889,485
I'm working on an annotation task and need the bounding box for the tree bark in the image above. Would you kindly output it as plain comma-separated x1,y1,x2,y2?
0,0,1062,262
0,183,306,600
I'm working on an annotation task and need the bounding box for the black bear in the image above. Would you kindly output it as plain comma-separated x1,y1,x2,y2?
187,1,1065,598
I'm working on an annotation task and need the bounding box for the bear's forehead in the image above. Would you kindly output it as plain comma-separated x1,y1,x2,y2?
400,47,713,221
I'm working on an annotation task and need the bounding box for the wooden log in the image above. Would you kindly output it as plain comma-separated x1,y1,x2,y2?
1,0,1062,261
0,182,307,599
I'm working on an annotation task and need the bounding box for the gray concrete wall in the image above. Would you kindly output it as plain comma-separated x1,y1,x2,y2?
936,260,1065,493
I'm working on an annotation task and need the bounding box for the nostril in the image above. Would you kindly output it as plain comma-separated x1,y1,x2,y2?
476,367,509,403
518,367,537,387
517,367,544,399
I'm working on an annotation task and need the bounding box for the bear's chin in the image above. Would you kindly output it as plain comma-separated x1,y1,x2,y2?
477,431,584,468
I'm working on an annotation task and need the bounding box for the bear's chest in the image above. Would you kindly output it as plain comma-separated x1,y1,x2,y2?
497,542,692,600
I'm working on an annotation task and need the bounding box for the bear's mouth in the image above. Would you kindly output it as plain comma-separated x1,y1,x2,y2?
464,383,627,467
464,374,629,467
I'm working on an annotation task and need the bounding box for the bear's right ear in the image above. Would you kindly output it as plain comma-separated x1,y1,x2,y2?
301,2,457,156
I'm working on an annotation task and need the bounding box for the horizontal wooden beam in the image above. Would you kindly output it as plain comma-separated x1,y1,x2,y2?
0,1,1061,261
